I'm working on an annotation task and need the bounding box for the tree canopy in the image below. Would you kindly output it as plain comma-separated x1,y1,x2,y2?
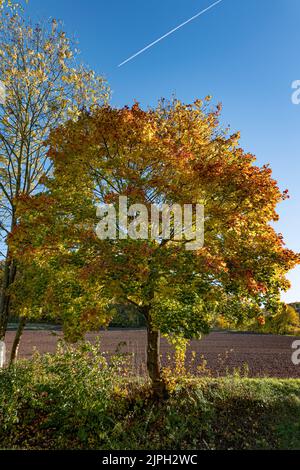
11,99,300,393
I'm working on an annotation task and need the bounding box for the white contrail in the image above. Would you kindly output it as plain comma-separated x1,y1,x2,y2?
118,0,223,67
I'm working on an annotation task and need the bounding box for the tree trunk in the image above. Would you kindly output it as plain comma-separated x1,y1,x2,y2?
146,319,167,398
0,253,17,341
9,317,26,365
0,341,6,368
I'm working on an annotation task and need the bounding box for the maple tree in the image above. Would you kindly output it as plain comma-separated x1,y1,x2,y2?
0,6,109,350
12,99,300,396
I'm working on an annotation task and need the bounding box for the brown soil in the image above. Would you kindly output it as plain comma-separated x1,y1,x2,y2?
4,329,300,378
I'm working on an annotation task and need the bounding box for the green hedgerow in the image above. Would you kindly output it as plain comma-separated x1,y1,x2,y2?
0,341,300,450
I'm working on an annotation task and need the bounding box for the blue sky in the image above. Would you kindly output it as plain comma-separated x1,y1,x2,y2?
25,0,300,302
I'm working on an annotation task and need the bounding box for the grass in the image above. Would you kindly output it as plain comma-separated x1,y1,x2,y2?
0,340,299,450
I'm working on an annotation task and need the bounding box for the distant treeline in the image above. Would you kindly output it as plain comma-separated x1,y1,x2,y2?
8,304,146,329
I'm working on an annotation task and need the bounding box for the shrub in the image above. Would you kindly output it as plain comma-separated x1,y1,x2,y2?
0,343,300,450
0,340,133,449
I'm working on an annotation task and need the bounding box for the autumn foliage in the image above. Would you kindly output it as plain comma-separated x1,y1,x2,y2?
11,99,300,394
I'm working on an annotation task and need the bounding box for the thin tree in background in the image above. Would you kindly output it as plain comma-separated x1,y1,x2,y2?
0,7,110,359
